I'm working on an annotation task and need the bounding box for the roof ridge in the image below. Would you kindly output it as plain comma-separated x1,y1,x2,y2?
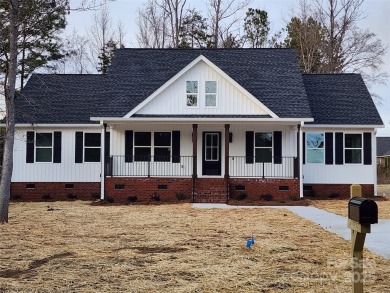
116,47,295,51
302,73,358,76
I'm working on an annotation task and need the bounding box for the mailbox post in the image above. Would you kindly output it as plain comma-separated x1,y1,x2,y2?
348,197,378,293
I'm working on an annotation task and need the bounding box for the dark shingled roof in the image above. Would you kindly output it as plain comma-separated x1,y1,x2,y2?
377,137,390,157
302,74,383,125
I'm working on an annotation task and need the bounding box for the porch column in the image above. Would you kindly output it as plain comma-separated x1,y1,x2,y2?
100,122,106,200
192,124,198,178
299,122,304,198
224,124,230,179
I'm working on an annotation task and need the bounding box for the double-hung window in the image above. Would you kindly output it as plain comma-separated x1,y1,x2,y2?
255,132,272,163
306,133,324,163
84,133,101,162
154,132,171,162
186,81,198,107
205,81,217,107
36,133,53,162
134,132,151,161
345,134,362,164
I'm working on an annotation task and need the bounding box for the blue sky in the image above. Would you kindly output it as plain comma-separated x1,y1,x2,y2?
67,0,390,135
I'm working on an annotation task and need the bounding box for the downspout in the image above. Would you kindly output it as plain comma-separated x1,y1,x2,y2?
299,122,304,198
100,121,106,200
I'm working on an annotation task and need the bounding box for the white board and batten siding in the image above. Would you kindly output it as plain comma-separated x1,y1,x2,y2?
136,60,269,116
302,127,376,185
13,127,101,182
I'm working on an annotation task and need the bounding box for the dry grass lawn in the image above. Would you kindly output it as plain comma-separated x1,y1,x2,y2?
1,201,389,292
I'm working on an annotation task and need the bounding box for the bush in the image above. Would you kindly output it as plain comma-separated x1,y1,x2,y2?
151,193,160,201
127,196,138,202
105,196,114,203
288,195,299,201
176,192,187,200
67,193,77,200
10,194,22,200
237,192,247,200
329,193,340,199
42,194,53,201
91,192,101,199
260,194,273,201
305,190,316,197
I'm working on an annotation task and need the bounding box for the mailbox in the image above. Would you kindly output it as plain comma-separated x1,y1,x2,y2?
348,197,378,224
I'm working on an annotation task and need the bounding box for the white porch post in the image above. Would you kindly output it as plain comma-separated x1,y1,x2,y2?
373,130,377,196
299,122,304,198
100,121,105,200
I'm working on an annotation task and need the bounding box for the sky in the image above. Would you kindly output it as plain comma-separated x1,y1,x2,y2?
66,0,390,135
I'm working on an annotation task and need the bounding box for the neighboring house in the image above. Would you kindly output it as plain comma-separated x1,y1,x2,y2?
11,49,383,202
377,137,390,168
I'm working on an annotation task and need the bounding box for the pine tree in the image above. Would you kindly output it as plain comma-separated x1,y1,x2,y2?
97,39,117,74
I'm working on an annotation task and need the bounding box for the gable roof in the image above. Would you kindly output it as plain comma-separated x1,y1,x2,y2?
377,137,390,157
303,74,383,125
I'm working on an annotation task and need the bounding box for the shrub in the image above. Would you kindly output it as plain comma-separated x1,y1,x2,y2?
305,190,316,197
42,194,53,201
151,193,160,201
91,192,101,199
329,193,340,199
127,196,138,202
176,192,187,200
237,192,247,200
288,195,299,201
10,194,22,200
105,196,114,203
67,193,77,200
260,194,273,201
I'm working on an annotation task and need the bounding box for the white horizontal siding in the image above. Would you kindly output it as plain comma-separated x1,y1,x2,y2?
136,60,269,116
13,127,101,182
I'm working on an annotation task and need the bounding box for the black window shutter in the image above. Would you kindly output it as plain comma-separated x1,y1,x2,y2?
26,131,34,163
335,132,344,165
273,131,282,164
105,132,110,159
363,132,372,165
325,132,333,165
246,131,254,164
302,132,306,164
53,132,62,163
75,132,83,163
172,131,180,163
125,130,133,163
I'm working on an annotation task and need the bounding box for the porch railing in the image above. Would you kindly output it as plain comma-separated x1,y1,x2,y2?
229,156,297,178
107,155,193,177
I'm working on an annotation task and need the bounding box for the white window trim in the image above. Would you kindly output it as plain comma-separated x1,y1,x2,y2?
344,132,363,165
133,131,172,162
254,132,273,163
306,132,325,164
84,132,101,163
186,80,199,108
35,131,53,163
205,80,218,108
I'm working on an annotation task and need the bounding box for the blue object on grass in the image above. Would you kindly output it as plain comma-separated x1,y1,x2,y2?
246,240,252,248
251,235,255,245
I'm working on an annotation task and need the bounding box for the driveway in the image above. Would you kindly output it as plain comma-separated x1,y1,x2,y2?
192,204,390,259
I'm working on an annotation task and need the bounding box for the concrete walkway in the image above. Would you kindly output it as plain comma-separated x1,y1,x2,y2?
192,203,390,259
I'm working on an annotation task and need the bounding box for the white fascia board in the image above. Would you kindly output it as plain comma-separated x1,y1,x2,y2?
302,124,384,129
13,123,100,128
91,117,313,124
124,55,278,119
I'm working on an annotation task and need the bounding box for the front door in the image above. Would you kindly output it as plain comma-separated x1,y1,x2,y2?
202,132,221,176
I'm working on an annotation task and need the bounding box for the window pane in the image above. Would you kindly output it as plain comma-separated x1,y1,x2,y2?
154,147,170,162
205,81,216,93
36,148,52,162
187,95,197,106
134,147,151,161
205,95,216,107
186,81,198,93
255,148,272,163
306,133,324,148
135,132,151,146
154,132,171,146
206,148,212,161
36,133,52,147
345,149,362,164
85,148,100,162
345,134,362,148
85,133,101,147
307,149,324,163
255,133,272,147
212,148,218,160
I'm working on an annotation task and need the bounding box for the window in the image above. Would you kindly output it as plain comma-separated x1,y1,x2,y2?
84,133,101,162
306,133,324,163
255,132,272,163
205,81,217,107
186,81,198,107
36,133,53,162
134,132,151,161
154,132,171,162
345,134,362,164
205,133,219,161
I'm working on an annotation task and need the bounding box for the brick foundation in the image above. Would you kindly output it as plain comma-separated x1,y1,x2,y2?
229,178,300,200
303,184,374,199
11,182,101,201
105,177,193,203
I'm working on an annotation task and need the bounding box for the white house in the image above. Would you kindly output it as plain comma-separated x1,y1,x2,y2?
12,49,383,202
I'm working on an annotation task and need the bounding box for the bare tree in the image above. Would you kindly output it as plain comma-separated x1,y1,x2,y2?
207,0,252,48
117,21,126,48
160,0,188,47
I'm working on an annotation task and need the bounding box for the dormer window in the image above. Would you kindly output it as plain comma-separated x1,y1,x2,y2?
205,81,217,107
186,81,198,107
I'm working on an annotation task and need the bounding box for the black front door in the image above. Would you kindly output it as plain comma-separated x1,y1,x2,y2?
202,132,221,176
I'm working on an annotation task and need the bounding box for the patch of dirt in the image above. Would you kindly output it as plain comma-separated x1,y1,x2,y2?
132,246,188,254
